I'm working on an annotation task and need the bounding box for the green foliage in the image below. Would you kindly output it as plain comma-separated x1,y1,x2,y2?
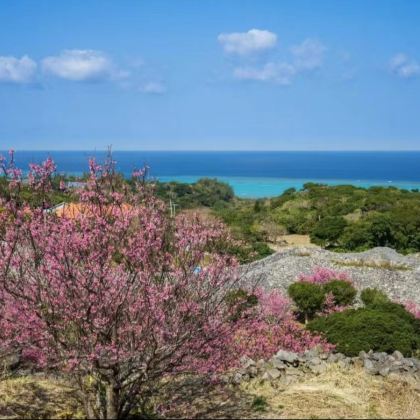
310,216,348,246
360,288,390,306
274,184,420,253
155,178,234,208
288,282,325,321
322,280,356,306
251,396,268,412
308,303,420,356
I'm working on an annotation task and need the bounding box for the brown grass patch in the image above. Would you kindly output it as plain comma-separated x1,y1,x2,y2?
240,364,420,419
1,366,418,419
334,260,411,271
0,376,83,419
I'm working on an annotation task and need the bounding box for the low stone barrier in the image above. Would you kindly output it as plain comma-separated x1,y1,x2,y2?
226,348,420,387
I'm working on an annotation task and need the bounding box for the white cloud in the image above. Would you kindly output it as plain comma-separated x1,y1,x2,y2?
139,81,166,94
218,29,277,55
42,49,116,81
223,35,327,85
234,62,296,84
290,39,326,70
389,53,420,78
0,55,37,83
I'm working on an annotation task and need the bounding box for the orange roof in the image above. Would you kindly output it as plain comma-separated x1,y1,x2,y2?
50,202,132,219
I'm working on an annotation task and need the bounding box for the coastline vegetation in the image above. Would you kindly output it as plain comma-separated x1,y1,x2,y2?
3,170,420,263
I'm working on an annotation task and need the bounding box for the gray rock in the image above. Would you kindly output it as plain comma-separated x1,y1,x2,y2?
256,359,266,370
304,348,320,360
239,356,255,369
241,247,420,305
359,351,368,359
247,366,258,378
270,357,287,370
275,350,299,364
232,372,243,384
403,358,416,369
242,373,250,382
309,363,327,374
240,355,256,369
372,352,388,362
308,357,322,366
262,368,281,380
327,353,338,363
364,358,379,375
379,366,390,377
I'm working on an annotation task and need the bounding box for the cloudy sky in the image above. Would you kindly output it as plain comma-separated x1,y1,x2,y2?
1,0,420,150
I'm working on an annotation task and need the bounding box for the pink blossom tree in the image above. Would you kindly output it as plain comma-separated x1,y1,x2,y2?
0,154,247,418
0,152,333,418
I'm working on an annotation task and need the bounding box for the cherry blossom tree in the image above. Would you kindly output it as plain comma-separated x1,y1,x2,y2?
0,153,246,418
0,151,332,418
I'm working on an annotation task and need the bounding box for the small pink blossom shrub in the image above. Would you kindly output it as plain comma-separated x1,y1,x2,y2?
298,267,352,284
404,301,420,319
295,267,355,316
231,288,334,361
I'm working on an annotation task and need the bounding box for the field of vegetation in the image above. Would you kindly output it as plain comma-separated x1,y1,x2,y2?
154,178,420,260
1,154,419,419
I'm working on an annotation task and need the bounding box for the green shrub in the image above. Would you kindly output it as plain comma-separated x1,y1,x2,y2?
288,282,325,323
308,306,420,356
322,280,356,306
367,301,420,332
251,396,268,412
360,288,390,306
310,216,348,246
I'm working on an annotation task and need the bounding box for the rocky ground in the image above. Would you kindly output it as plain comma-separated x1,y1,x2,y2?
241,246,420,304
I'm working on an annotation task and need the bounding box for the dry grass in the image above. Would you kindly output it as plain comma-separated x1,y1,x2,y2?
0,366,419,419
0,376,83,419
334,259,411,271
240,364,420,419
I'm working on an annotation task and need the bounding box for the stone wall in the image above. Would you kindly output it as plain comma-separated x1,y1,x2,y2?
226,348,420,388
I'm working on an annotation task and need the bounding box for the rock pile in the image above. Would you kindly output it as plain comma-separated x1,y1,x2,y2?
241,246,420,304
227,348,420,386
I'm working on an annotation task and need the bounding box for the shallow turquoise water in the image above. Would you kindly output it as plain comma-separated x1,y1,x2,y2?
5,151,420,199
158,176,420,198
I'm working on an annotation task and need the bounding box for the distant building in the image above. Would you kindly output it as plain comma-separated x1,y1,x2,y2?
66,181,87,189
45,202,132,219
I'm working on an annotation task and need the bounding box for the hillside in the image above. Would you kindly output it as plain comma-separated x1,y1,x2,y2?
242,246,420,304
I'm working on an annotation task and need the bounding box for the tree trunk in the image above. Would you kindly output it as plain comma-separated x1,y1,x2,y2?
106,384,119,419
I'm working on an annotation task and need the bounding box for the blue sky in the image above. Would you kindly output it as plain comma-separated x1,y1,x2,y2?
1,0,420,150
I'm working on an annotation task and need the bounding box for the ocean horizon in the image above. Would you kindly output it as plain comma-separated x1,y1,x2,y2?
3,150,420,198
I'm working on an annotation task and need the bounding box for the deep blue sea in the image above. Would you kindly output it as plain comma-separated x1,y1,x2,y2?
3,151,420,198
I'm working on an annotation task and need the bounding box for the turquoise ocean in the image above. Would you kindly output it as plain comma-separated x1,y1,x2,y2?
3,151,420,198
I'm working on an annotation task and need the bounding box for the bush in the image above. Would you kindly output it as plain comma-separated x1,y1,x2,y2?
322,280,356,306
310,216,348,247
360,288,389,306
308,306,420,356
288,282,326,323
